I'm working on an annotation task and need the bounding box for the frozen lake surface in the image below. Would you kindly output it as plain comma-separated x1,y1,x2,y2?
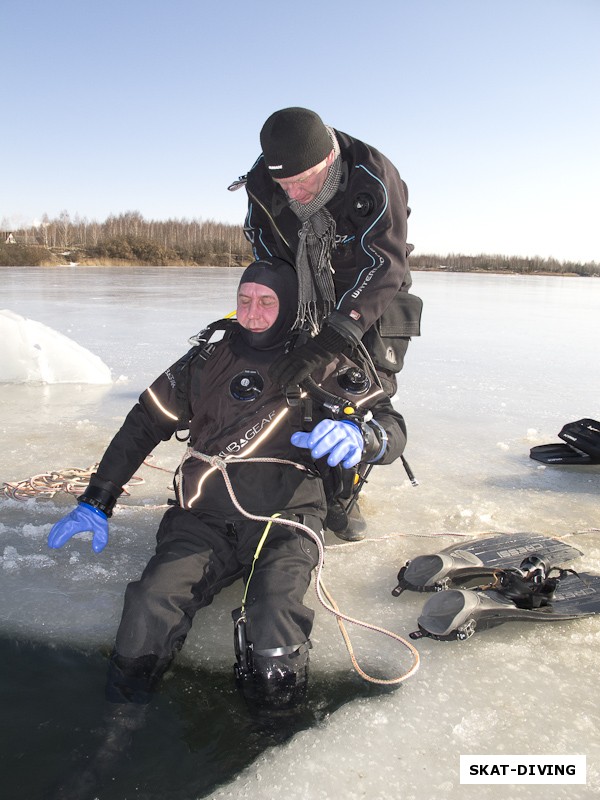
1,266,599,799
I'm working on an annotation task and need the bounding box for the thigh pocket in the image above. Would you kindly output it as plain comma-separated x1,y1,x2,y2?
298,514,323,566
363,291,423,373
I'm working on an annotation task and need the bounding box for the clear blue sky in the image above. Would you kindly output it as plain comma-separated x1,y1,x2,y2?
3,0,599,262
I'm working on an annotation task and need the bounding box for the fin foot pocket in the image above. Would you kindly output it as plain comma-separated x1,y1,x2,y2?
414,572,600,641
393,533,583,595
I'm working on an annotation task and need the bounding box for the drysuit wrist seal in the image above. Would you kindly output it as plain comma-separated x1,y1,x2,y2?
78,474,123,518
362,419,388,463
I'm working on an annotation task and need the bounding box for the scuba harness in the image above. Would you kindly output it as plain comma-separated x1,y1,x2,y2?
172,317,417,502
172,318,238,441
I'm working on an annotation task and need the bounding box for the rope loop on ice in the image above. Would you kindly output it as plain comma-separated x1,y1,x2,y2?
184,447,420,686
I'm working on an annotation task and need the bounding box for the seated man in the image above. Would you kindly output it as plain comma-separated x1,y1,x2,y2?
48,258,407,713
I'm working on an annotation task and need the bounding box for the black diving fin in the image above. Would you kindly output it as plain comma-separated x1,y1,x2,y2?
529,443,596,465
410,567,600,641
392,533,582,596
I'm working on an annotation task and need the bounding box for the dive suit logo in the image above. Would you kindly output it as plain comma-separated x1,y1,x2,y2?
219,410,278,456
335,233,355,246
164,368,177,389
351,267,378,299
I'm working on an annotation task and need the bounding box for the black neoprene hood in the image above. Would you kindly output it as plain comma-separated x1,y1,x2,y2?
238,258,298,350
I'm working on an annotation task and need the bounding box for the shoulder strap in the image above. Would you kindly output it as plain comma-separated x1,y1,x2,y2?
174,319,239,440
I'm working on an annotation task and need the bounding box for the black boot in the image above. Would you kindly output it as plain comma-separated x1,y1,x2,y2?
50,702,148,800
325,499,367,542
106,651,171,704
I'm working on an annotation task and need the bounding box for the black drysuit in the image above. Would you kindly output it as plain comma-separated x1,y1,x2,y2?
84,324,406,701
241,129,422,380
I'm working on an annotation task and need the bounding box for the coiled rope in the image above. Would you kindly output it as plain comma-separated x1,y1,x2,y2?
185,447,420,686
1,457,169,502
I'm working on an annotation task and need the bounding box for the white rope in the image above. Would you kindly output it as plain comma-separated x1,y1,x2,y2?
185,448,420,686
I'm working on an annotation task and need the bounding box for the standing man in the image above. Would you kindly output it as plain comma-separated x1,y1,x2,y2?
231,107,422,537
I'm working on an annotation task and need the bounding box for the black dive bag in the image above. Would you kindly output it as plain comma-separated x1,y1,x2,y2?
530,418,600,465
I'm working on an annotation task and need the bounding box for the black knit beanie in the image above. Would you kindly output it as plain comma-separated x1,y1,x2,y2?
260,107,332,179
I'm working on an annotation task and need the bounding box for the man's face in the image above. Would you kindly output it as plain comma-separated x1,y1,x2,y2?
237,283,280,332
273,151,333,204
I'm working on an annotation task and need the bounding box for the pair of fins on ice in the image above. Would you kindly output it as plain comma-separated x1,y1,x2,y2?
530,418,600,465
392,532,600,641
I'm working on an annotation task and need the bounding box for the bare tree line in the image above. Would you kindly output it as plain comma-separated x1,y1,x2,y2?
2,210,252,265
409,252,600,278
1,210,598,275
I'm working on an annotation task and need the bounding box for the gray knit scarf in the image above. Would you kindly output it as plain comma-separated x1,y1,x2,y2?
288,127,342,333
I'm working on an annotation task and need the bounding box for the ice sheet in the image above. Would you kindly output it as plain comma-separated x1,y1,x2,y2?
1,267,599,799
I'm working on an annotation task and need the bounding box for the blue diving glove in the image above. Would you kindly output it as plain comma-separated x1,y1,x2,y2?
47,502,109,553
291,419,364,468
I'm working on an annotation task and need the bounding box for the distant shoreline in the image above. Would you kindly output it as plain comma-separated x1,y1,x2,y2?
411,267,590,277
1,262,597,278
1,241,598,277
4,211,598,276
42,261,600,277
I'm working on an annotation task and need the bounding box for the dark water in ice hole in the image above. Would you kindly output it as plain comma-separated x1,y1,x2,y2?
0,636,390,800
